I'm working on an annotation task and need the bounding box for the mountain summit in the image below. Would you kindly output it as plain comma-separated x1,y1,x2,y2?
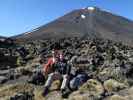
14,7,133,45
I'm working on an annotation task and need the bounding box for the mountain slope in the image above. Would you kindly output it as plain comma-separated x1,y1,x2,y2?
13,7,133,45
0,36,6,39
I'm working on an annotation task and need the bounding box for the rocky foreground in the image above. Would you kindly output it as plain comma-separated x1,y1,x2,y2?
0,37,133,100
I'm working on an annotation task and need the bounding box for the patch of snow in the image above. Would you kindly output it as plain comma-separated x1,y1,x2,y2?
24,28,39,35
81,14,86,19
87,7,95,11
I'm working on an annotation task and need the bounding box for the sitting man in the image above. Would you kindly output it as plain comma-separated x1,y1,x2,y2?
59,63,89,97
42,51,71,97
28,50,58,85
69,67,89,91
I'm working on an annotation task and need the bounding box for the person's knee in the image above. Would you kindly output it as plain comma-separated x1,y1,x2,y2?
48,73,54,77
70,78,77,90
63,75,68,79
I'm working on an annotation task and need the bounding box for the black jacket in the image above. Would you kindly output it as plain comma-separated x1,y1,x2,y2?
53,59,71,75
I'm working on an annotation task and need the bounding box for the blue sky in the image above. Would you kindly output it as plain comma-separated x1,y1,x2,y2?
0,0,133,37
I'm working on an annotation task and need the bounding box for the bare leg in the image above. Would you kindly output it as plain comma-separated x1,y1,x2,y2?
44,72,61,88
61,74,69,90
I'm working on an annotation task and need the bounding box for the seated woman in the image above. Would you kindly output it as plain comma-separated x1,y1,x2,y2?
69,68,89,91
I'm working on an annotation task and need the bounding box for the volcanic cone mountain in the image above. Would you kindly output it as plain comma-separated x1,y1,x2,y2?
14,7,133,45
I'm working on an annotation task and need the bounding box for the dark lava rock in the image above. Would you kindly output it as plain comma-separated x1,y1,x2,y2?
0,70,9,76
10,91,34,100
0,76,8,84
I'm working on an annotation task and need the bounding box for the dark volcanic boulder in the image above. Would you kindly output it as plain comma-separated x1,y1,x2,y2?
0,76,8,84
10,92,34,100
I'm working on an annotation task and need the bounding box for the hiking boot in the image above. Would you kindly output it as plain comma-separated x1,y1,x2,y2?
61,89,65,93
61,89,71,98
42,87,49,97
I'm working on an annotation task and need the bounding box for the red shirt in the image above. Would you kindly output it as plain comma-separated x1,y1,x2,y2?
43,57,56,74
